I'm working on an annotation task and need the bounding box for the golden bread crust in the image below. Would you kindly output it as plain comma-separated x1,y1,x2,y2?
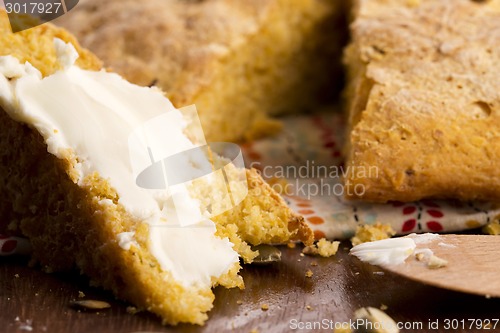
56,0,345,141
344,0,500,202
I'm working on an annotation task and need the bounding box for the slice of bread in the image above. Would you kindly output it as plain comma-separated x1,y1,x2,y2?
56,0,347,142
344,0,500,202
0,14,312,325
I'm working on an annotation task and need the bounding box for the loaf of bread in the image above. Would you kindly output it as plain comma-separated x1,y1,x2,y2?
0,12,312,325
344,0,500,202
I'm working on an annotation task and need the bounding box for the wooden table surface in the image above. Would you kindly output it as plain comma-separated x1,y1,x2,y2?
1,241,500,333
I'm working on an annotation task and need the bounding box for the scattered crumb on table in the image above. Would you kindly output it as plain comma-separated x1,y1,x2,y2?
261,304,269,311
483,220,500,235
354,306,399,333
303,238,340,257
126,306,139,315
333,328,353,333
415,252,425,261
351,223,396,246
70,300,111,310
305,270,314,278
428,255,448,269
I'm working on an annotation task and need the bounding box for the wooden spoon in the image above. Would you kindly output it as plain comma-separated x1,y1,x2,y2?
359,235,500,298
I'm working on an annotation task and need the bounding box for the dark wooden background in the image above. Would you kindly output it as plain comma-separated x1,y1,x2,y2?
1,242,499,333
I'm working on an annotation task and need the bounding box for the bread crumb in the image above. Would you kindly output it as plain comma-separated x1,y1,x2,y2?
287,242,296,249
70,300,111,310
300,253,305,257
236,300,243,305
380,304,388,311
311,261,318,266
333,328,353,333
126,306,139,315
406,0,421,7
306,305,312,311
428,255,448,269
303,238,340,257
250,329,259,333
351,223,396,246
483,220,500,235
305,269,314,278
78,291,85,298
14,274,19,278
415,253,425,261
17,319,33,332
354,307,399,333
261,304,269,311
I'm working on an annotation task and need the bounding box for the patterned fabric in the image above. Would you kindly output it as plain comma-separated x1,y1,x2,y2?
1,113,499,255
0,235,31,256
242,113,500,240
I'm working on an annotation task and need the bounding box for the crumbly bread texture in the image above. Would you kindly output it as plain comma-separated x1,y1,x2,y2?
0,11,101,75
0,18,312,325
350,223,396,246
344,0,500,202
55,0,347,142
210,169,313,252
302,238,340,257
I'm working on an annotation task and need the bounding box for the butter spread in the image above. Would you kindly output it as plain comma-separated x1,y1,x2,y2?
0,39,238,288
350,233,443,267
350,237,416,266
